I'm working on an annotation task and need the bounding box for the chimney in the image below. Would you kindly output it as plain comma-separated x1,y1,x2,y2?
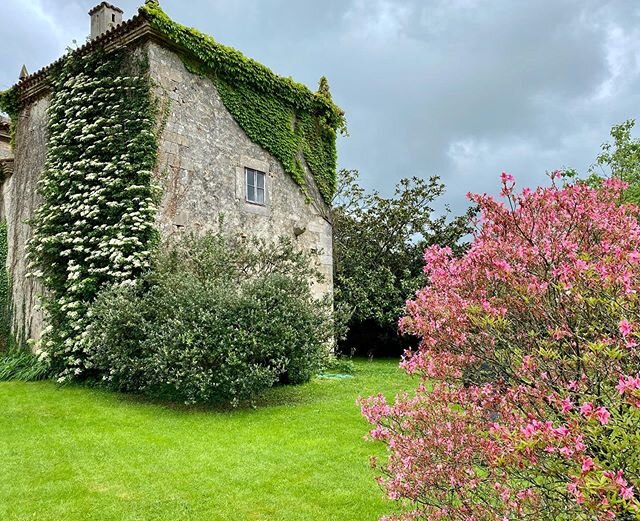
89,2,123,40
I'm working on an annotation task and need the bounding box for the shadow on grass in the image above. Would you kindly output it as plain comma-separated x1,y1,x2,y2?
30,358,408,416
60,372,350,415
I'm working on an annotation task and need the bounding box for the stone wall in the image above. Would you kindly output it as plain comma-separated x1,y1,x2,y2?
0,137,11,160
147,42,334,298
4,40,334,348
3,96,48,347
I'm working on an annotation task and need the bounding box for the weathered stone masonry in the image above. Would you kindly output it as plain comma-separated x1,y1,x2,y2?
149,43,333,296
3,2,335,347
0,119,11,160
2,99,48,346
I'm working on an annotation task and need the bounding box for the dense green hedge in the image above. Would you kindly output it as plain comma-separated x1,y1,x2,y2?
87,232,332,405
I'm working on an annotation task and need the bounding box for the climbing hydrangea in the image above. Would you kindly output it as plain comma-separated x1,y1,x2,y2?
28,49,159,380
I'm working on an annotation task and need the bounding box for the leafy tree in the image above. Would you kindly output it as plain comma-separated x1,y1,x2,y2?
589,119,640,204
362,174,640,520
332,169,472,356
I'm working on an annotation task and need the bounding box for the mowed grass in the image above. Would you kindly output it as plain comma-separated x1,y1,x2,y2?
0,359,412,521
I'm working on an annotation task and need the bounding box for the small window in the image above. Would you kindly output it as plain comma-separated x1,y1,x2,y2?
245,167,266,205
112,14,116,22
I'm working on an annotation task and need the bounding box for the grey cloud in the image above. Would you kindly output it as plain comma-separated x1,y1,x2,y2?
2,0,640,214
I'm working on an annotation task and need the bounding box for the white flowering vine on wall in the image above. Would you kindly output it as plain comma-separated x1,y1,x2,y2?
27,48,160,380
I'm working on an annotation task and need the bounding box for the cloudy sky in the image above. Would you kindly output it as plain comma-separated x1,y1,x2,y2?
2,0,640,214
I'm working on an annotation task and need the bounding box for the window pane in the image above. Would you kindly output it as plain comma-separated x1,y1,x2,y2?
245,167,266,204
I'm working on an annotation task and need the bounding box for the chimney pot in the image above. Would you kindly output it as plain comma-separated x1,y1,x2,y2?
89,2,123,40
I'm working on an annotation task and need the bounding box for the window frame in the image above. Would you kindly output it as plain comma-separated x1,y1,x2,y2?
245,167,266,206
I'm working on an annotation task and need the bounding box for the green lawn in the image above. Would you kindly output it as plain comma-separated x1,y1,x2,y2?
0,359,411,521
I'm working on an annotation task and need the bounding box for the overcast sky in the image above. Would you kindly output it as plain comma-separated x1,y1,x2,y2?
2,0,640,214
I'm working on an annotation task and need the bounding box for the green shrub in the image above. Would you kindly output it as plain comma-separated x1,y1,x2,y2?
0,349,50,381
87,232,332,405
323,355,355,375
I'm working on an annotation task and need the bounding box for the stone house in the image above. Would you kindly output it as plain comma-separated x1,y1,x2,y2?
1,1,340,348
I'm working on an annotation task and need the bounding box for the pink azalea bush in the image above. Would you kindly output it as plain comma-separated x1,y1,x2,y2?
361,173,640,520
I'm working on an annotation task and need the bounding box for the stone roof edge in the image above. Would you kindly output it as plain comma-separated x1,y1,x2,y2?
14,5,329,116
16,12,155,104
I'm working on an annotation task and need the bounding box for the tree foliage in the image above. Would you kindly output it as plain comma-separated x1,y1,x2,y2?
362,174,640,520
589,119,640,205
332,169,472,354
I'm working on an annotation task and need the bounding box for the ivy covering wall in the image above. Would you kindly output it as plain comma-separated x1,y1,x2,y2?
28,49,159,380
141,0,344,204
6,1,341,379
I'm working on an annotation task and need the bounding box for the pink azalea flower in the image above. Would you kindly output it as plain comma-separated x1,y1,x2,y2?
579,402,594,417
500,171,514,183
520,422,537,439
619,319,633,337
560,397,573,413
616,375,640,395
621,486,635,500
616,376,628,395
493,259,512,272
581,457,594,473
613,470,628,488
553,425,569,437
559,446,573,458
595,407,611,425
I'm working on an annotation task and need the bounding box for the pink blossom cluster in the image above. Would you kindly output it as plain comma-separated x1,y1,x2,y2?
363,174,640,520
